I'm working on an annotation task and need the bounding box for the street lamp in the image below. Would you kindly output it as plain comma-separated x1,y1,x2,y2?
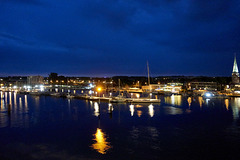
97,87,102,103
97,87,102,97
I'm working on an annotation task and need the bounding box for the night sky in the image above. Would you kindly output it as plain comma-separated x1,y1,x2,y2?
1,0,240,77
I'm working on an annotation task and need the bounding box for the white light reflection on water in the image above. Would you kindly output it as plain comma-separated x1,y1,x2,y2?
148,104,154,117
25,95,28,110
94,102,100,117
0,92,32,128
108,103,113,113
206,98,210,105
89,100,93,107
68,99,71,115
5,92,7,104
164,106,183,115
129,105,134,116
14,92,17,107
232,98,240,120
0,94,7,128
19,97,22,109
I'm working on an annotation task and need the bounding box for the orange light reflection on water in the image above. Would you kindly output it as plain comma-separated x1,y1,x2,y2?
137,110,142,117
92,128,111,154
165,95,182,106
198,96,203,108
187,97,192,107
225,99,229,110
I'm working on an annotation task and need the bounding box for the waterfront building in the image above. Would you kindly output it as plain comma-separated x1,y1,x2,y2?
142,84,161,92
0,76,27,88
155,83,183,94
142,83,183,94
127,87,143,93
188,82,218,91
27,76,44,86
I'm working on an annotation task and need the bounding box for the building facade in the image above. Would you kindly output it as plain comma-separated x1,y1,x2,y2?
27,76,44,86
188,82,218,91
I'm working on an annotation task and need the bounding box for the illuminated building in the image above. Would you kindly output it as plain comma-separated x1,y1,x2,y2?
143,83,183,94
232,55,239,84
229,55,240,95
142,84,161,92
188,82,218,91
27,76,44,86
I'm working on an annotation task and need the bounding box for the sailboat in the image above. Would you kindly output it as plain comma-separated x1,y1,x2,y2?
110,79,126,103
124,61,161,103
143,61,152,93
66,93,74,99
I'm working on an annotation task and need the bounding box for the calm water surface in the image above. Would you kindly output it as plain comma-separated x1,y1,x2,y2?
0,92,240,160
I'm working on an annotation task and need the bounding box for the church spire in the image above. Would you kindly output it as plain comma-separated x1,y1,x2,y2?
232,54,239,84
233,54,239,73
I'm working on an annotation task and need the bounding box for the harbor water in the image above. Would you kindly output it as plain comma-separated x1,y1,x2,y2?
0,92,240,160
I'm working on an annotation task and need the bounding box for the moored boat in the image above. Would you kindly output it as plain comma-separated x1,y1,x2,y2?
126,98,161,103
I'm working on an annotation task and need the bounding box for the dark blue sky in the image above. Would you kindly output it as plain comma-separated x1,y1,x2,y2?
1,0,240,77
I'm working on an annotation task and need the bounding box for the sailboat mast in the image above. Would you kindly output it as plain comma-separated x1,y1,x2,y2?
147,61,150,85
118,79,120,96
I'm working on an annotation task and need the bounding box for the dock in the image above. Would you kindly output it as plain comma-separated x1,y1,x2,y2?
18,91,161,103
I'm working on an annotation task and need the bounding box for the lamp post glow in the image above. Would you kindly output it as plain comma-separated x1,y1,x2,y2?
97,87,102,103
136,94,140,99
97,87,102,97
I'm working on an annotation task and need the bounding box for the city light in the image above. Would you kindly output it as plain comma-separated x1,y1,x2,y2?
204,92,213,98
206,93,211,97
40,85,44,92
89,90,93,95
136,94,140,98
108,103,113,112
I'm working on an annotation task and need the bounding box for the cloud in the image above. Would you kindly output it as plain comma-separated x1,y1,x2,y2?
0,0,240,76
0,32,24,41
78,0,137,29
